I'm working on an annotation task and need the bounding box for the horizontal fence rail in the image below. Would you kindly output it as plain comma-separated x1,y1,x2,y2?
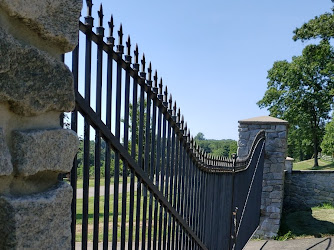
63,1,266,249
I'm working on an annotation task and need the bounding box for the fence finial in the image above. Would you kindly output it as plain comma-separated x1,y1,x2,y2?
126,35,131,56
108,15,114,37
181,115,184,129
163,86,168,103
98,3,103,27
173,101,177,116
184,122,188,135
118,24,123,45
148,62,152,82
177,108,181,123
159,78,163,95
134,44,139,64
86,0,93,16
141,54,146,73
153,70,158,88
168,94,173,110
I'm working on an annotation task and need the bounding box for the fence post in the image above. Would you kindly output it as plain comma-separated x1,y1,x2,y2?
0,1,81,248
238,116,288,238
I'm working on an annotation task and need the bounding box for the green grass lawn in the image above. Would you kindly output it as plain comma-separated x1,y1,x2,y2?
276,204,334,240
66,177,131,189
75,191,160,242
293,159,334,171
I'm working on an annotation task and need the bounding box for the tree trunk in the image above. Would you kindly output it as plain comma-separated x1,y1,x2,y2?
313,136,319,167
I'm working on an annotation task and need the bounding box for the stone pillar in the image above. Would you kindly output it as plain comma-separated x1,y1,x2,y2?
0,1,82,248
238,116,288,238
285,157,294,173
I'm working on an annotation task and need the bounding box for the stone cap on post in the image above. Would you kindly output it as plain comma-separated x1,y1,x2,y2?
239,116,288,125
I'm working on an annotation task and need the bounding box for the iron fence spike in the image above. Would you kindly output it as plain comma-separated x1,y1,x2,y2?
98,3,103,27
118,24,123,45
86,0,93,16
173,101,177,115
134,44,139,64
168,94,172,110
148,62,152,81
126,35,131,56
108,15,114,37
177,108,181,123
153,70,158,87
159,78,163,95
141,54,146,73
163,85,168,102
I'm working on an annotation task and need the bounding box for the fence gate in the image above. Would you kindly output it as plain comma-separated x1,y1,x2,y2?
62,1,266,249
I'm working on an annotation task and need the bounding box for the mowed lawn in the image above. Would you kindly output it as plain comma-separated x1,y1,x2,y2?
293,159,334,171
75,191,164,242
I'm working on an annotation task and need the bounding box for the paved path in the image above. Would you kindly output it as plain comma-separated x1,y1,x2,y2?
244,237,334,250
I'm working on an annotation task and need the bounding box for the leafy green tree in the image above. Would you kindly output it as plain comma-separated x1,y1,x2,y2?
194,132,205,141
293,8,334,42
258,40,334,167
194,133,237,158
321,117,334,156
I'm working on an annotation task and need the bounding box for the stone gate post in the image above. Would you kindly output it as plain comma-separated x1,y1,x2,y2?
0,0,82,248
238,116,288,238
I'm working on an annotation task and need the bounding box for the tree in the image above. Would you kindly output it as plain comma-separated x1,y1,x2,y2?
258,40,334,167
194,132,205,141
293,8,334,42
321,117,334,156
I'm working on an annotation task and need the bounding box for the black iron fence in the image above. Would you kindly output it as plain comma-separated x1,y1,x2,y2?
63,1,266,249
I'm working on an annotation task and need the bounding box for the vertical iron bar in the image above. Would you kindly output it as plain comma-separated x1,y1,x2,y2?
167,118,176,250
112,25,124,250
70,43,79,250
189,160,194,232
120,37,131,250
128,45,139,250
176,133,183,250
164,101,172,249
184,145,190,250
159,95,168,250
153,82,163,250
194,164,200,237
171,124,179,250
148,69,157,250
201,171,207,244
103,15,114,250
93,9,104,248
82,7,93,248
135,54,146,250
180,137,187,249
141,69,150,250
229,154,237,250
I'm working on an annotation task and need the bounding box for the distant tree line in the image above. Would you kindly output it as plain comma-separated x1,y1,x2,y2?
194,132,237,158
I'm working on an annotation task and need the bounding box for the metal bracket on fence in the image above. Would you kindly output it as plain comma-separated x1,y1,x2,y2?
231,206,238,249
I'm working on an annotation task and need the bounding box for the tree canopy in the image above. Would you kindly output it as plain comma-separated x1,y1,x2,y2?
293,8,334,41
194,132,237,158
258,40,334,166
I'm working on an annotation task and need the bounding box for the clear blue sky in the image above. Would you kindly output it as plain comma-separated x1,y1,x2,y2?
78,0,333,140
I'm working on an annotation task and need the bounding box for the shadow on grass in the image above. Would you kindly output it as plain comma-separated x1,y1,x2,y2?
278,207,334,239
311,163,334,170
